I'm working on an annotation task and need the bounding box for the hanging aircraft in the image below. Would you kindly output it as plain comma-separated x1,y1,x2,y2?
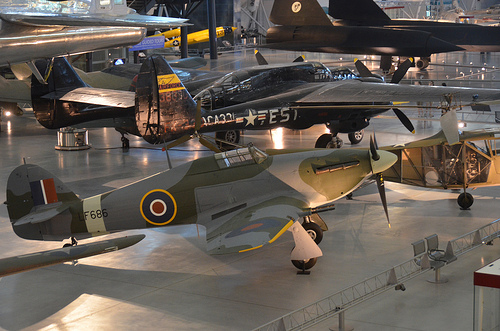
149,26,236,48
5,134,397,270
0,0,188,67
381,128,500,210
29,55,500,150
265,0,500,70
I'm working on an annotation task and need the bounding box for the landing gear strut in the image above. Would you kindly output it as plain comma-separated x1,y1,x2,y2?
216,130,240,150
121,135,129,151
315,133,343,148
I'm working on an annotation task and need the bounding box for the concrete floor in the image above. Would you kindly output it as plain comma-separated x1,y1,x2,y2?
1,49,500,331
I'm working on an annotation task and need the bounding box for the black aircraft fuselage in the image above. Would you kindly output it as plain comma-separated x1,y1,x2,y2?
193,62,386,135
266,0,500,58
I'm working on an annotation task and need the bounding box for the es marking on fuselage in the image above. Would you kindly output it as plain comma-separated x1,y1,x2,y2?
235,108,298,127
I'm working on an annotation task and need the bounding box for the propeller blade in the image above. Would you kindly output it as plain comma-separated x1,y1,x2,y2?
390,58,413,84
369,135,380,161
195,100,202,131
293,55,305,63
166,134,191,149
376,173,391,228
199,136,221,153
354,58,373,78
393,108,415,134
254,50,268,65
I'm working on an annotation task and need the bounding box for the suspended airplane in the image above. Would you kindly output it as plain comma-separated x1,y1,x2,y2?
0,0,188,67
381,128,500,209
149,26,236,48
265,0,500,70
29,55,500,151
5,135,397,270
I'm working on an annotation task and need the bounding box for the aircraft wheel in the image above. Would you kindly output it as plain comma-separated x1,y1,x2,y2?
291,257,317,270
457,192,474,209
302,222,323,244
348,130,364,144
216,130,240,150
121,136,130,150
315,134,343,148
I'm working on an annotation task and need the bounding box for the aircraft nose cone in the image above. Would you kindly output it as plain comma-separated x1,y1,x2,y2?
426,36,464,54
371,150,398,174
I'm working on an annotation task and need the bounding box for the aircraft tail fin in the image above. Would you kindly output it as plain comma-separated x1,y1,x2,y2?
328,0,391,22
270,0,332,26
31,57,89,129
134,54,197,144
6,164,80,240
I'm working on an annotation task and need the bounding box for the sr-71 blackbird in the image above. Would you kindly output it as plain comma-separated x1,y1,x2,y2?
266,0,500,70
31,55,500,149
6,135,397,270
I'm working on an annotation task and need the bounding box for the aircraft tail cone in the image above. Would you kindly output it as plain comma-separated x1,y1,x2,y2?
288,221,322,261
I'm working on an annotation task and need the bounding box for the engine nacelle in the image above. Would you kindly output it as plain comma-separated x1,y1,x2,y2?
416,57,430,70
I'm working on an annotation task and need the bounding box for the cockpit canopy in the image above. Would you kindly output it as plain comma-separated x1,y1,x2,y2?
214,145,268,169
194,62,334,110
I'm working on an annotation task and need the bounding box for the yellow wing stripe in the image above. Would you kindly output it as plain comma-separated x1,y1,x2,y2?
269,220,294,244
239,245,263,253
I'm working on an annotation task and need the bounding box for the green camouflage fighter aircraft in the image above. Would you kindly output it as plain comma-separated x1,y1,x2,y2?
5,64,397,270
6,143,396,270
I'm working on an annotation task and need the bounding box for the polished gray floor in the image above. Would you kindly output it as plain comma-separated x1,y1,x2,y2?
1,49,500,331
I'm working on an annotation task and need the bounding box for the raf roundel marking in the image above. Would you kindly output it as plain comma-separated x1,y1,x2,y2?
140,189,177,226
291,1,301,13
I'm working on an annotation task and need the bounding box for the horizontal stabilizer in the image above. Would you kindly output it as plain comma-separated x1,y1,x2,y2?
43,87,135,108
13,202,70,226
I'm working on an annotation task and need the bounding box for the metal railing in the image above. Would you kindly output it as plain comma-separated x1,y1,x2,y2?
253,218,500,331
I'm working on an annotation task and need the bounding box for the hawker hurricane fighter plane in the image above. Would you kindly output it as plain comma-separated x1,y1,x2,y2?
30,55,500,150
6,138,397,271
381,128,500,209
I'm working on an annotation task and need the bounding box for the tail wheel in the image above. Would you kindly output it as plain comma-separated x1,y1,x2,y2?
292,257,317,270
457,192,474,209
302,222,323,244
348,130,364,144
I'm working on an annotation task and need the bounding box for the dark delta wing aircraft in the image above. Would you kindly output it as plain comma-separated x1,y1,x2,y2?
5,138,397,270
266,0,500,69
381,128,500,210
30,55,500,149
